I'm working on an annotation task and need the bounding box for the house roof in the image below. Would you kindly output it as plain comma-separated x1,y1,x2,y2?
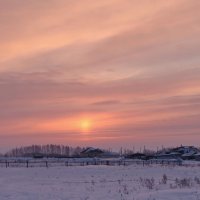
81,147,104,154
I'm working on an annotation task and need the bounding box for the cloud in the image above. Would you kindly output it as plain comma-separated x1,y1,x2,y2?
90,100,121,106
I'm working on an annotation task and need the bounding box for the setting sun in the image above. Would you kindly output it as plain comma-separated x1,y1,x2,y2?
80,119,92,132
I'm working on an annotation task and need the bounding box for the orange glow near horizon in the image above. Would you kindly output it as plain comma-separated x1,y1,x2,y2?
33,113,112,133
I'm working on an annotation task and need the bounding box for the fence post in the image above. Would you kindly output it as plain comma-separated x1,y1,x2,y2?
46,161,48,168
26,160,29,168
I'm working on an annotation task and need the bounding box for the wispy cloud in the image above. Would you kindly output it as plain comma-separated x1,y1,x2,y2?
0,0,200,149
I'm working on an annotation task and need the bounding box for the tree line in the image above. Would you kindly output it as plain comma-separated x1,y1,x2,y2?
4,144,85,157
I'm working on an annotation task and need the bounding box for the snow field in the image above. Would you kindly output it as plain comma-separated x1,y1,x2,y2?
0,164,200,200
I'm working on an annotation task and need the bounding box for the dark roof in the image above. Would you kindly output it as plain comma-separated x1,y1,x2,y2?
81,147,104,154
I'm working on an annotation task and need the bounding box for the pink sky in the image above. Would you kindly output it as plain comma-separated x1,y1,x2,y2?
0,0,200,151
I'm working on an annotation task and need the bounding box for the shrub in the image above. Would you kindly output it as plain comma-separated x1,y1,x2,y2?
140,178,155,189
162,174,168,184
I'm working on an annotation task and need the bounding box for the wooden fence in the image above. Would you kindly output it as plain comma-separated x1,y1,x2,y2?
0,159,183,168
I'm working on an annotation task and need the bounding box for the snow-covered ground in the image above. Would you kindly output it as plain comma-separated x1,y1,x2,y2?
1,164,200,200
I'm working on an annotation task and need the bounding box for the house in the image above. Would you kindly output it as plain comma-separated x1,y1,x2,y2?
80,147,104,158
156,146,200,160
156,152,182,160
80,147,120,158
126,153,146,160
172,146,199,154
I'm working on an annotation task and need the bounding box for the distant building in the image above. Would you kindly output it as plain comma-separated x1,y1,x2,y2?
80,147,120,158
126,153,146,160
80,147,104,157
156,152,182,159
156,146,200,160
125,153,154,160
173,146,199,154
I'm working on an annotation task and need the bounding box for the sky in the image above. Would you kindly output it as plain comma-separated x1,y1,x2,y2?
0,0,200,151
